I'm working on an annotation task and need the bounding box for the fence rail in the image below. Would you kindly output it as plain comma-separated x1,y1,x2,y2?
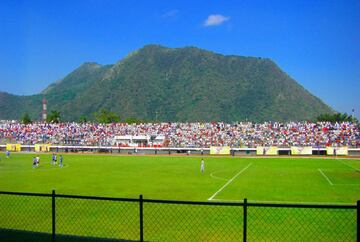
0,191,359,242
2,144,360,155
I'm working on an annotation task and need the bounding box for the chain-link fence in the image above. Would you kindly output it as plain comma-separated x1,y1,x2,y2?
0,192,52,242
0,191,358,242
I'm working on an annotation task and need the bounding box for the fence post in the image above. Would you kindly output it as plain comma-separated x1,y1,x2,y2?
52,190,56,242
140,194,144,242
357,200,359,242
243,198,247,242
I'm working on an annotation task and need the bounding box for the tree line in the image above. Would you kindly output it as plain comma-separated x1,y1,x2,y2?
315,112,358,123
20,110,359,125
20,108,143,124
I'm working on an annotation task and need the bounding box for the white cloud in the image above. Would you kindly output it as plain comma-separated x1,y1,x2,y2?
204,14,230,27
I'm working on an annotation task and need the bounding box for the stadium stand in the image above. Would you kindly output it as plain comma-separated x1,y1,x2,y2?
0,121,359,148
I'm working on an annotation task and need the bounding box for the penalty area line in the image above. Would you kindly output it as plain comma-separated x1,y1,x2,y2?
208,163,252,201
318,169,333,186
336,159,360,172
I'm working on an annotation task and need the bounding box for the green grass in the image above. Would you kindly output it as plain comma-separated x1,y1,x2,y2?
0,153,359,241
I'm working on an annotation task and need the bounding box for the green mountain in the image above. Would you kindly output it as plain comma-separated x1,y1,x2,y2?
0,45,333,122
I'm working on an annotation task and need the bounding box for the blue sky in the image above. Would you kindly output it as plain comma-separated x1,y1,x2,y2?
1,0,359,118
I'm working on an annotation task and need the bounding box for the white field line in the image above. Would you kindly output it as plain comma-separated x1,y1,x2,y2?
208,163,252,201
336,159,360,172
210,171,229,181
318,169,334,186
211,198,355,205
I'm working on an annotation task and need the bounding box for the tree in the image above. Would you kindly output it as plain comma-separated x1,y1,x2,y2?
47,110,61,123
316,113,358,123
124,117,142,124
79,115,88,123
21,113,32,124
93,108,120,123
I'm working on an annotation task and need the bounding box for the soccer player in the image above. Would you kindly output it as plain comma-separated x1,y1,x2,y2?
32,157,37,168
200,159,205,173
6,150,10,158
59,155,63,168
36,156,40,167
51,153,56,165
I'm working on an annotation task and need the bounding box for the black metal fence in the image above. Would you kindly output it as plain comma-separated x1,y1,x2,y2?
0,191,359,242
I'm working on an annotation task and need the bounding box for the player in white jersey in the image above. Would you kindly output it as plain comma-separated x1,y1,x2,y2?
200,159,205,173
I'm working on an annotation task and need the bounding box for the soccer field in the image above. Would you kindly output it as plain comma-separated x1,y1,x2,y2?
1,153,360,203
0,153,359,241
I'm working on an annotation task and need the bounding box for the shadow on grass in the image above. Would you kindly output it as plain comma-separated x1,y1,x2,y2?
0,228,138,242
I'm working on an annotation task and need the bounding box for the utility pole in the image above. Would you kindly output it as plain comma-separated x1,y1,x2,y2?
42,97,47,122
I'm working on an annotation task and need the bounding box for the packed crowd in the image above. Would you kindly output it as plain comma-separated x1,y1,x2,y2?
0,120,359,148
